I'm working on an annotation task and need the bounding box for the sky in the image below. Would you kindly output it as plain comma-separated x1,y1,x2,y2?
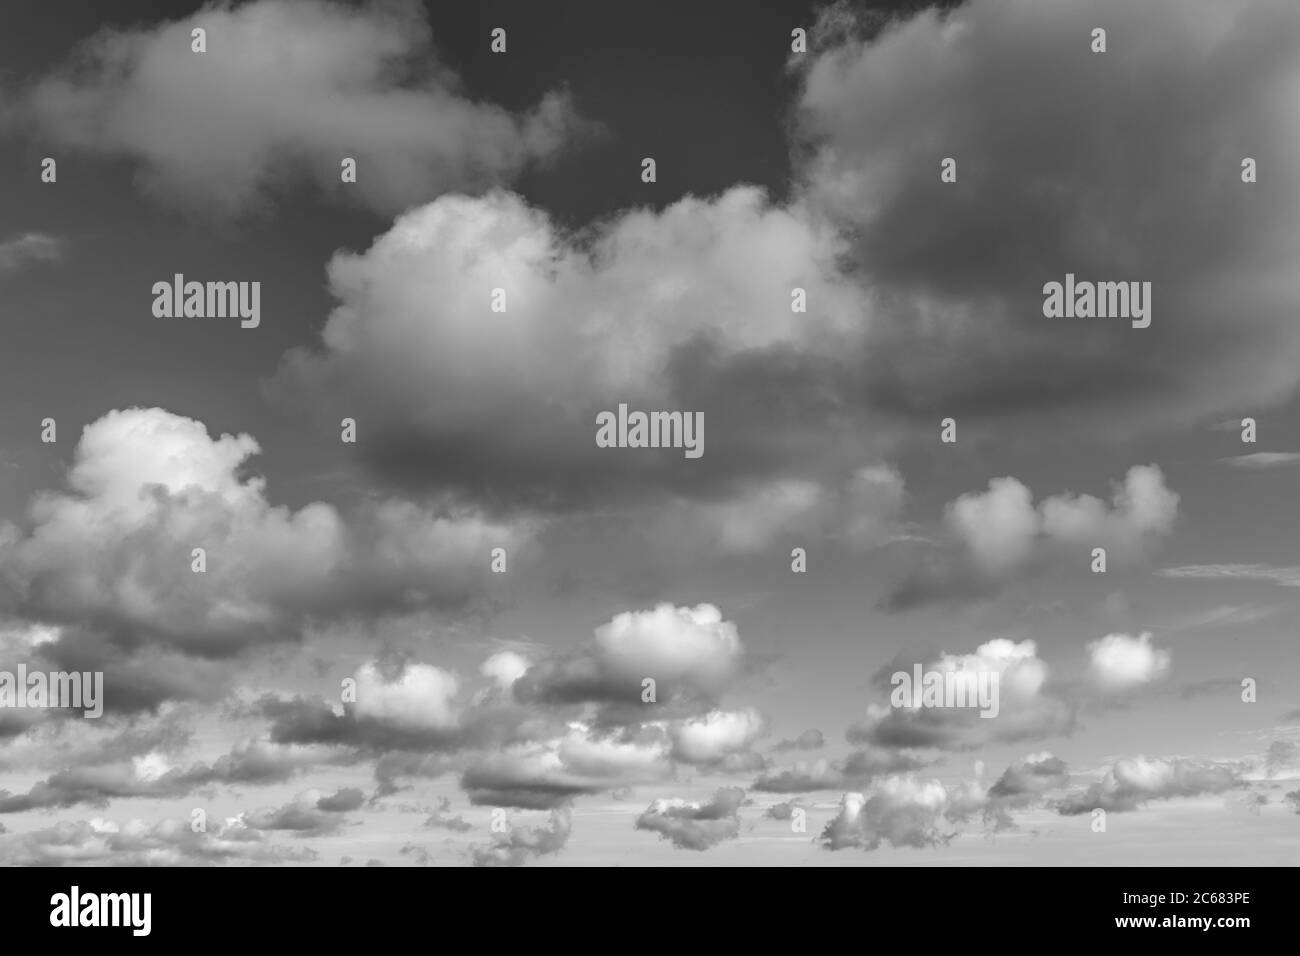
0,0,1298,866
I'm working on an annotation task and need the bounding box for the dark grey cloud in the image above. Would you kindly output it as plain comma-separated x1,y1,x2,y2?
634,787,744,851
797,0,1300,435
241,787,364,835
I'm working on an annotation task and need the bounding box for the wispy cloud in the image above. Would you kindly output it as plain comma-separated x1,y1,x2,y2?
1216,452,1300,469
0,233,61,273
1159,564,1300,587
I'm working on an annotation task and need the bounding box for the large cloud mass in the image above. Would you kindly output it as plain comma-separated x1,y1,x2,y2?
16,0,584,213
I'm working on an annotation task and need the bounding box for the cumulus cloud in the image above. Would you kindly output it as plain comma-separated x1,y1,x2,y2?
461,722,671,809
470,808,570,867
480,652,529,691
15,0,585,214
820,778,952,851
0,815,316,866
353,661,460,732
635,787,744,851
668,708,764,766
270,186,872,511
515,603,745,716
795,0,1300,434
239,787,364,835
848,639,1074,751
988,752,1070,799
0,738,336,813
888,466,1177,607
951,466,1178,573
0,407,534,656
1087,632,1172,691
1057,756,1242,814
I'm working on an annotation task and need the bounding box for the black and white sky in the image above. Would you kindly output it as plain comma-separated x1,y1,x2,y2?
0,0,1298,865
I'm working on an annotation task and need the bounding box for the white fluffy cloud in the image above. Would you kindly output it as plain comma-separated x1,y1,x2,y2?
271,186,872,509
946,465,1178,576
480,652,530,690
462,723,671,809
593,603,742,693
0,407,534,652
668,708,765,765
513,602,750,713
18,0,582,213
353,662,460,731
1087,632,1172,691
849,638,1074,751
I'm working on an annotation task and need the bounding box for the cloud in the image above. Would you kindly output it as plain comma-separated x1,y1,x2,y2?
764,800,803,821
1087,632,1171,691
1057,756,1243,814
470,809,570,867
423,796,472,833
461,722,671,809
16,0,585,214
848,639,1075,751
0,738,335,813
635,787,744,851
515,603,745,715
0,815,316,866
0,407,534,656
0,233,61,273
480,652,529,691
753,747,927,793
888,466,1177,607
668,708,764,766
794,0,1300,434
653,466,906,554
353,661,460,732
239,787,364,835
1159,564,1300,587
951,466,1178,573
270,186,873,511
988,753,1070,799
1216,452,1300,469
773,728,825,752
819,777,952,851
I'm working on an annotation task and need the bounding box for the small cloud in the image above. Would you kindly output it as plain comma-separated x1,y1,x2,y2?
1159,564,1300,587
0,233,61,273
1216,452,1300,469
